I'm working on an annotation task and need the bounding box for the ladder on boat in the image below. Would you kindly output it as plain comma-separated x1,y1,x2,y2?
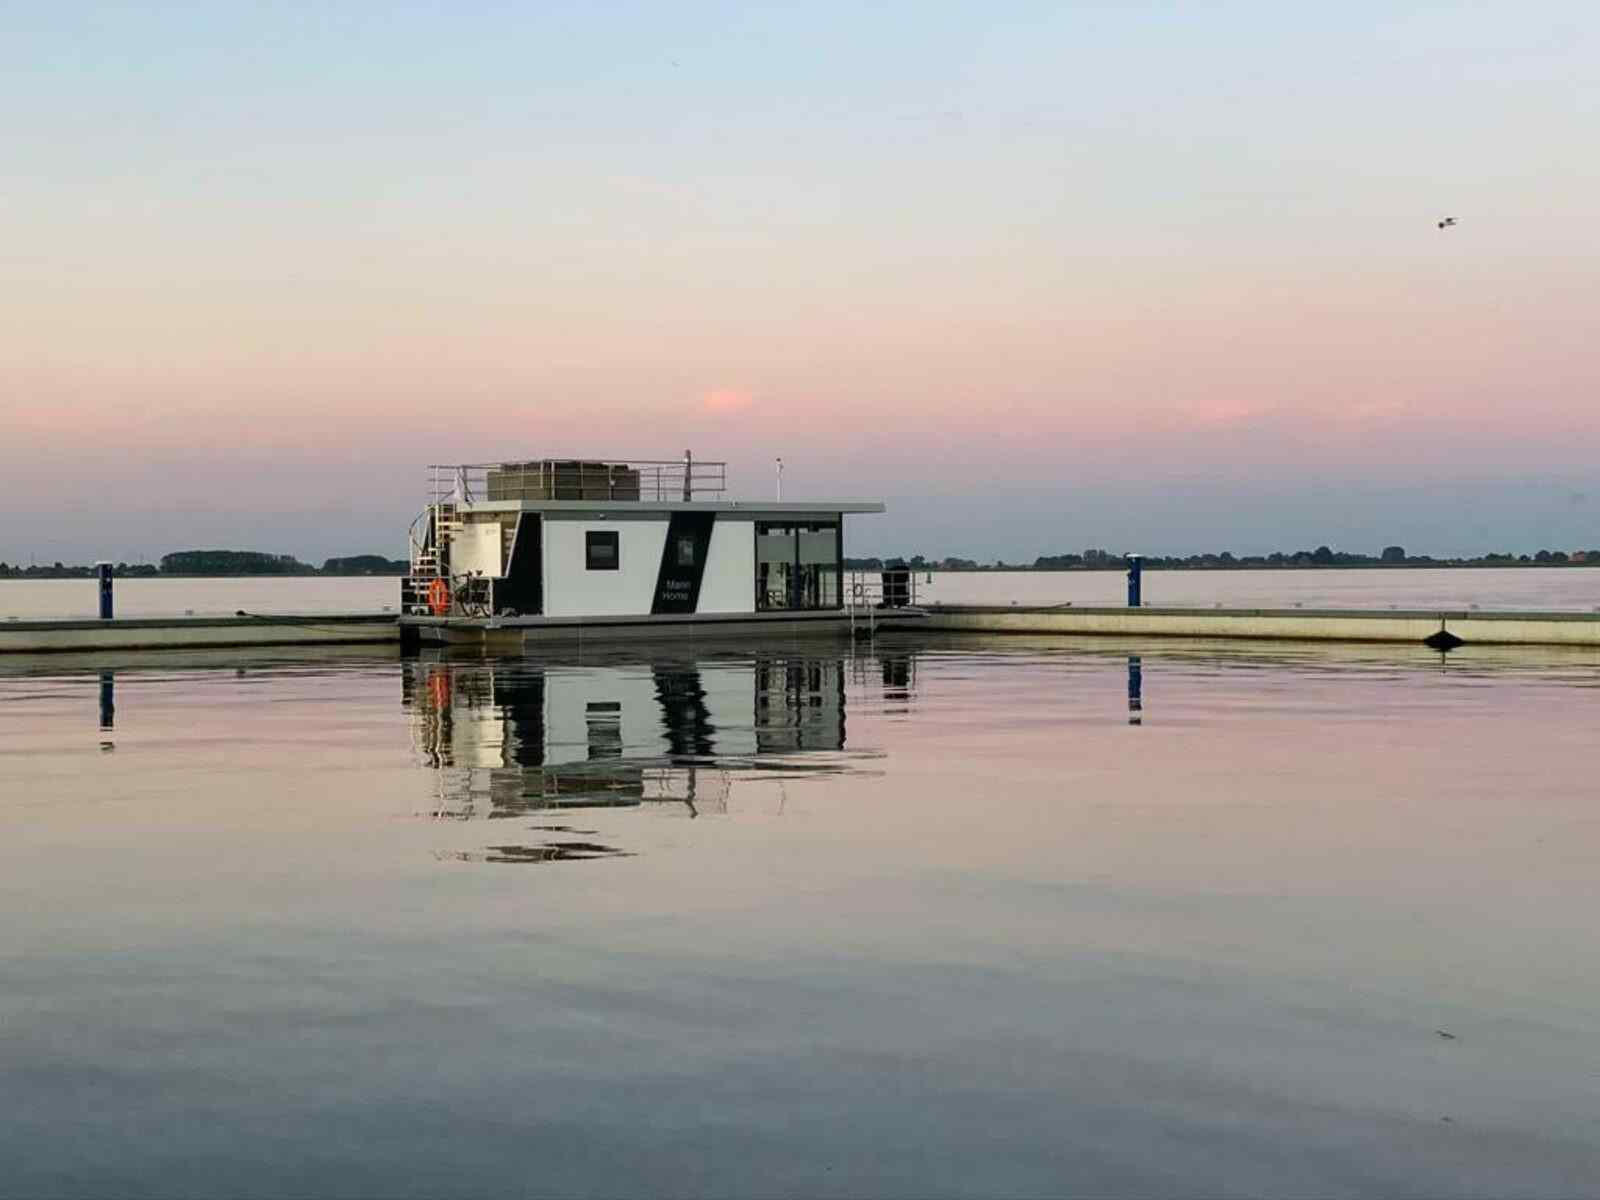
845,570,921,641
405,502,462,614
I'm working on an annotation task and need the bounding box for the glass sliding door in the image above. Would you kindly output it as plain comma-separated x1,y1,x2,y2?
757,525,796,611
756,521,841,611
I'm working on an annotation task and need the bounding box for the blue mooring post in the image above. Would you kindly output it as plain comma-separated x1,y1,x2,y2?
96,562,114,620
1125,554,1142,608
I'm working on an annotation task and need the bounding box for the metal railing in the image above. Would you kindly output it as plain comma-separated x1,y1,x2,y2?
846,569,921,639
426,456,728,505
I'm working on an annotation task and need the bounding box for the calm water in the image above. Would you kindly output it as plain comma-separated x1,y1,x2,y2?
4,566,1600,620
3,637,1599,1197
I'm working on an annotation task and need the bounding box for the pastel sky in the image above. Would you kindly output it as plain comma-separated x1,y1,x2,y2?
4,1,1598,563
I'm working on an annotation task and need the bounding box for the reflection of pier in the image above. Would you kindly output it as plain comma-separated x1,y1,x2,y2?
404,656,854,820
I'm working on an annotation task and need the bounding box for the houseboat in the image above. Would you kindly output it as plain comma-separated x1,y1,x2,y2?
400,455,913,647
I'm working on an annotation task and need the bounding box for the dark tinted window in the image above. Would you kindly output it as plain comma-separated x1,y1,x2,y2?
586,530,619,570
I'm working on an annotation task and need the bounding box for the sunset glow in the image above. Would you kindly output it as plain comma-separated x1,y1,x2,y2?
3,2,1597,562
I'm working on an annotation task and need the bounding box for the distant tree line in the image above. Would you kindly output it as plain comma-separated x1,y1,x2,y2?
0,550,409,579
10,545,1600,581
0,562,163,580
844,546,1600,572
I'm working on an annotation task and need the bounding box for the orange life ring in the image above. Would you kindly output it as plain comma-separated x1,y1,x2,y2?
426,577,450,616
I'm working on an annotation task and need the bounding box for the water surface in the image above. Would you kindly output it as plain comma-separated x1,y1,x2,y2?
2,638,1598,1197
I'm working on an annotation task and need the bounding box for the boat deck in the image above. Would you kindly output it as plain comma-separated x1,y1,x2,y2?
401,607,924,646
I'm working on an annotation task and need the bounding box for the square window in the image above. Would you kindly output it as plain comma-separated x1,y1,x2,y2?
586,530,619,570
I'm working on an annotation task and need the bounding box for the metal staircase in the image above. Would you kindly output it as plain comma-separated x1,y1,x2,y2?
405,502,461,615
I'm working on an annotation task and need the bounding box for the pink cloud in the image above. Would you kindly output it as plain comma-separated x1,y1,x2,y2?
1184,400,1257,427
700,389,755,414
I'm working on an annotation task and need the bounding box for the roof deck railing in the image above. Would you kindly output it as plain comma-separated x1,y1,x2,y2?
426,456,728,505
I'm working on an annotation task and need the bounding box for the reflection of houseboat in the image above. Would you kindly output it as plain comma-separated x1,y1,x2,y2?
400,455,914,647
404,656,855,819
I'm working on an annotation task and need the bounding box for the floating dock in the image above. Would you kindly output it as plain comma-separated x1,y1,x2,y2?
890,605,1600,647
0,613,399,655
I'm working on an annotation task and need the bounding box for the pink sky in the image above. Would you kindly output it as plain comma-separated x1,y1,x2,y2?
3,3,1597,562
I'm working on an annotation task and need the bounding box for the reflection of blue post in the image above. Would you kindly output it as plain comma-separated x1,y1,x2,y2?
97,562,114,619
99,670,115,731
1125,554,1142,608
1127,656,1142,726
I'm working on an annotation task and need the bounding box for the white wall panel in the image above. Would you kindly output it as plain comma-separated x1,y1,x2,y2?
453,522,504,578
698,518,755,613
543,518,668,617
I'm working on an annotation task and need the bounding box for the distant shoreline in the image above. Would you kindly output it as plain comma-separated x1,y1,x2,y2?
0,551,407,581
916,561,1600,573
5,561,1599,583
0,579,406,588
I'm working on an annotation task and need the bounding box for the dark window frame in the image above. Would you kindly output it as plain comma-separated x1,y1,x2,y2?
754,518,843,611
585,529,620,571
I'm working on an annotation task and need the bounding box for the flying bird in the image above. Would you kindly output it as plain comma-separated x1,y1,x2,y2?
1437,217,1457,229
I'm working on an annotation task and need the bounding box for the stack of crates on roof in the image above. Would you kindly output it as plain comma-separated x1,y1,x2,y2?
486,461,642,502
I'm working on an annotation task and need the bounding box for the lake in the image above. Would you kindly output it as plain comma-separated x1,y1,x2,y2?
3,566,1599,621
3,636,1598,1196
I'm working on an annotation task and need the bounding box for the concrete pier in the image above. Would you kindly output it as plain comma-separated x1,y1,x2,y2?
9,604,1600,654
0,613,399,655
891,605,1600,647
